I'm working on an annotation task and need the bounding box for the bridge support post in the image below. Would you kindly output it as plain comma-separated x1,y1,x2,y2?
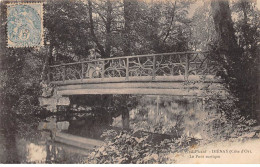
126,58,129,81
101,60,105,80
62,66,66,82
122,109,130,130
185,54,189,80
81,63,84,81
152,55,156,80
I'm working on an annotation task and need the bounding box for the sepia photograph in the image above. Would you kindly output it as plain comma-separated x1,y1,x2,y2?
0,0,259,164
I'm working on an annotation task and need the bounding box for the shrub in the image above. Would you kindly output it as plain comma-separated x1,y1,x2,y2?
86,129,198,164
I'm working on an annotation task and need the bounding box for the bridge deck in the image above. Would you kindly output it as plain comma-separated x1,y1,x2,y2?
48,51,224,96
56,81,225,96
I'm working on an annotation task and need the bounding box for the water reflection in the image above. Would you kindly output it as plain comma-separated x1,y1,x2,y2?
0,130,90,163
26,142,46,163
15,139,88,163
45,142,89,164
0,105,108,163
1,112,20,163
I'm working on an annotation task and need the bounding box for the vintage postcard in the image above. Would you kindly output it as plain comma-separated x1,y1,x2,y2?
0,0,259,164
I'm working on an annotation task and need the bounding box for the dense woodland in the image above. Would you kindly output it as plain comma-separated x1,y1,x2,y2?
0,0,260,163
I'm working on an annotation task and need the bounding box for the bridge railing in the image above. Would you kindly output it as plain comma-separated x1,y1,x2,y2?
48,51,220,84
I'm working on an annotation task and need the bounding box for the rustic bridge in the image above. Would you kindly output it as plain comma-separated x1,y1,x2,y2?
39,51,226,150
48,51,224,96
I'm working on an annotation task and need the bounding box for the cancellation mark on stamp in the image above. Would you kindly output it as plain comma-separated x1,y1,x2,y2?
7,3,43,47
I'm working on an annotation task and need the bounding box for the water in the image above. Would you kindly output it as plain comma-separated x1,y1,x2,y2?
0,95,207,163
0,131,90,163
0,113,91,164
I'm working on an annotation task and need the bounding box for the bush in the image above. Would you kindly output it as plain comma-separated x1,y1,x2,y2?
202,94,257,140
86,129,198,164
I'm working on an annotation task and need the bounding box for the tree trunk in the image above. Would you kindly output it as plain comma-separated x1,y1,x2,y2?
257,48,260,123
88,0,106,58
122,108,130,129
123,0,133,56
210,0,242,86
105,0,112,58
211,0,239,53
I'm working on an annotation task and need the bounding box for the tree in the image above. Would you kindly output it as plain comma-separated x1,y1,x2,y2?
0,1,46,162
191,1,217,50
231,0,260,122
211,0,260,123
123,0,137,56
88,0,125,58
44,0,91,63
211,0,239,52
121,0,193,54
88,0,106,58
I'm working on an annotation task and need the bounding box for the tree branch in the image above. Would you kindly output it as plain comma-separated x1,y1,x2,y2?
92,6,107,24
162,1,177,44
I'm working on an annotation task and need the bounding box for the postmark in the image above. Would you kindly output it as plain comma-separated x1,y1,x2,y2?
7,3,43,47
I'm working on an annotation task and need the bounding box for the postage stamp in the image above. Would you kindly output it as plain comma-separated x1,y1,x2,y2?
7,3,43,47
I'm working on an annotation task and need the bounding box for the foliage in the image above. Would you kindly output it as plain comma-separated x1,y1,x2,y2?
0,2,45,141
86,129,197,164
230,0,259,118
210,0,260,121
43,0,194,64
87,89,257,163
44,0,92,62
129,89,257,142
0,49,43,140
123,0,193,54
191,1,217,50
203,93,257,140
191,0,259,123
